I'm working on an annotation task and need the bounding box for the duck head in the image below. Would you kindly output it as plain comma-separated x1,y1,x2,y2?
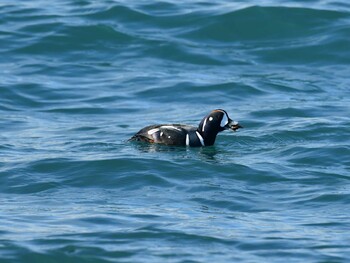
197,109,242,146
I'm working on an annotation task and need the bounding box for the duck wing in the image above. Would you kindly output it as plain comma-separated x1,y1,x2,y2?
130,124,196,145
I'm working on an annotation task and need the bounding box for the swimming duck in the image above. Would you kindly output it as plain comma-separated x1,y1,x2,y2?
129,109,242,147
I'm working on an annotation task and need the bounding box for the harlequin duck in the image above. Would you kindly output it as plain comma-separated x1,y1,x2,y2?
129,109,242,147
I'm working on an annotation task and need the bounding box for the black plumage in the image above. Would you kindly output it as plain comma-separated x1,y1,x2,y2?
129,109,242,147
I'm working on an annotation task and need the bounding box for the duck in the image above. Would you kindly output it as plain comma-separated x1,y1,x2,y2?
129,109,242,147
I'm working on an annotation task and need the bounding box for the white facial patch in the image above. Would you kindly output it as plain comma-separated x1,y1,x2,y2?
147,128,159,135
220,112,229,128
209,117,213,121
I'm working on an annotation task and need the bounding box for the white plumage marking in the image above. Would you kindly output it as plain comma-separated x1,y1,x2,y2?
147,128,159,135
202,118,207,132
160,132,164,136
186,133,190,146
209,117,213,121
160,125,182,131
196,131,205,146
220,112,229,127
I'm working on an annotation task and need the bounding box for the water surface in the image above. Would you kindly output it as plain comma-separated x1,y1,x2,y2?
1,0,350,262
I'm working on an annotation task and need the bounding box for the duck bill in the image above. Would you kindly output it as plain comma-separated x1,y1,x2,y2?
225,120,243,131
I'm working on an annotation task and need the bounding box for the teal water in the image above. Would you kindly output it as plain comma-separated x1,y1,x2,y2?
1,1,350,262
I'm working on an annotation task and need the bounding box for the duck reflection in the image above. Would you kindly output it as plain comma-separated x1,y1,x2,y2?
130,141,219,162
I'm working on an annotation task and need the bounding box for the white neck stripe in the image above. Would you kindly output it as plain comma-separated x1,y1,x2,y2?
202,118,207,132
186,133,190,146
196,131,205,146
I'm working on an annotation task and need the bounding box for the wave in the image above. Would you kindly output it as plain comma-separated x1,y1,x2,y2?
180,5,349,41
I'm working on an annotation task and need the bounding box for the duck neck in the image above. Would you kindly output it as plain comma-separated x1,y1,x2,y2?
196,129,218,146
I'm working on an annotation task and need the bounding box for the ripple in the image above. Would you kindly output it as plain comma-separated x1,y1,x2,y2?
181,5,349,42
15,24,135,54
83,5,151,21
2,1,350,262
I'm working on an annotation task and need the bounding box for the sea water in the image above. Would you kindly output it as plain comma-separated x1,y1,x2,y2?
1,1,350,262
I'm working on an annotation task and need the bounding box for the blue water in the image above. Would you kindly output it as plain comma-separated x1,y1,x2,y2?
1,1,350,262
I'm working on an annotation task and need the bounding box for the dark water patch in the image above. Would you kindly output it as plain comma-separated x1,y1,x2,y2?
15,24,135,54
81,94,127,104
0,103,20,112
285,146,350,167
1,159,67,194
142,41,228,65
196,82,266,97
259,77,324,94
181,5,349,43
10,182,61,194
138,1,185,16
307,192,350,204
3,7,47,20
84,3,206,33
84,5,152,21
1,83,87,111
0,82,132,113
31,231,232,262
250,107,318,118
133,80,265,104
5,157,186,192
19,22,64,35
44,106,115,115
1,84,46,110
255,34,350,65
0,243,117,263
